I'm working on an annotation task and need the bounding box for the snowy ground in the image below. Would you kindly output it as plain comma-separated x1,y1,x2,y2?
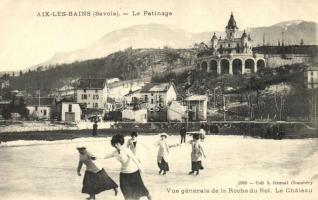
0,135,317,200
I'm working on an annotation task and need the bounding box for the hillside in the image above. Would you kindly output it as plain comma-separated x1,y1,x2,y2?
31,21,317,67
9,48,196,95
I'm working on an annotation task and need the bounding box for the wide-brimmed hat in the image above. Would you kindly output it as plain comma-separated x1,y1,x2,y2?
159,133,168,138
76,143,86,149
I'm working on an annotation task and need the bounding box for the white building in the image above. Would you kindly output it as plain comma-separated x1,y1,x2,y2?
306,64,318,89
185,95,208,121
122,109,147,123
197,12,266,75
124,89,142,105
61,102,82,122
76,79,108,109
108,79,145,101
139,82,177,111
26,97,54,120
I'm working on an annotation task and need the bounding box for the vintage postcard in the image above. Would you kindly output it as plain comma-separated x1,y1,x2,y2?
0,0,317,200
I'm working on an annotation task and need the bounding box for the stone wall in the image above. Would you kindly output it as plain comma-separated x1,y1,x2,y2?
113,121,317,139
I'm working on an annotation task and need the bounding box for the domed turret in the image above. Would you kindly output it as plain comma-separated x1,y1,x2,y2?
241,30,247,39
211,32,217,40
211,32,218,49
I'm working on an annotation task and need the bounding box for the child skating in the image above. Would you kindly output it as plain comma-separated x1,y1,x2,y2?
76,144,118,200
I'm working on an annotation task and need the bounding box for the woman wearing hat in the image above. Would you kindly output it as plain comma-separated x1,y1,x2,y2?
155,133,179,175
188,133,206,175
76,144,118,200
155,133,170,175
104,134,152,200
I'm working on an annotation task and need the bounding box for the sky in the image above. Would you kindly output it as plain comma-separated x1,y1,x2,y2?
0,0,317,71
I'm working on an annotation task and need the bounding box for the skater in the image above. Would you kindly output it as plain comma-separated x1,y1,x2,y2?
188,133,206,175
155,133,170,175
126,131,149,155
180,126,187,144
199,124,206,142
155,133,179,175
76,144,118,200
104,134,152,200
92,121,98,136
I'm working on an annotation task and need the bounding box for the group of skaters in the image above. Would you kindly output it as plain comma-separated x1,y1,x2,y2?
76,126,206,200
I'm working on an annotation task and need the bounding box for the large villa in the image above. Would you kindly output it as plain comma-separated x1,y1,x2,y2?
196,13,266,75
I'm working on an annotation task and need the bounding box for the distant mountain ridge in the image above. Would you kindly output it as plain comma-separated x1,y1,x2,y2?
34,20,317,68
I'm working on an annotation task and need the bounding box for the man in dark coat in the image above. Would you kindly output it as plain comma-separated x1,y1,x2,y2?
180,126,187,144
92,121,98,136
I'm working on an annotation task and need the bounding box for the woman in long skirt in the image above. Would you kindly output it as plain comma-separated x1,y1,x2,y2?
77,145,118,200
104,134,152,200
188,133,206,175
155,133,170,175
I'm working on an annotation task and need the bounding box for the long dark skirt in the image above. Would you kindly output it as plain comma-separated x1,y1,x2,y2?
191,161,204,171
120,170,149,199
158,158,169,171
82,169,118,195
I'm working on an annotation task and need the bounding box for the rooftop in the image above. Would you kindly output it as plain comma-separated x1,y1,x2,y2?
185,95,208,101
307,63,318,71
140,83,173,93
226,12,238,30
78,78,106,90
25,97,54,106
124,89,142,96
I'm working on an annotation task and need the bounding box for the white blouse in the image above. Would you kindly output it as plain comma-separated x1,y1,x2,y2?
105,148,141,173
155,140,170,163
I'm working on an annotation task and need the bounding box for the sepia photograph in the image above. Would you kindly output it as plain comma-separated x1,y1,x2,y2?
0,0,317,199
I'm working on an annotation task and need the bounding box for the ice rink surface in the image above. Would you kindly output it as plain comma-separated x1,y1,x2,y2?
0,135,317,200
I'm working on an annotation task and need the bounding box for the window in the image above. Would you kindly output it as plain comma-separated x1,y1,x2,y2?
35,106,38,111
311,72,314,76
220,44,223,49
228,44,230,47
44,110,47,116
159,95,163,103
145,95,148,102
82,94,87,100
151,93,154,96
151,99,154,104
83,103,87,107
95,89,98,93
84,89,86,93
93,103,98,108
93,94,99,100
68,104,72,112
